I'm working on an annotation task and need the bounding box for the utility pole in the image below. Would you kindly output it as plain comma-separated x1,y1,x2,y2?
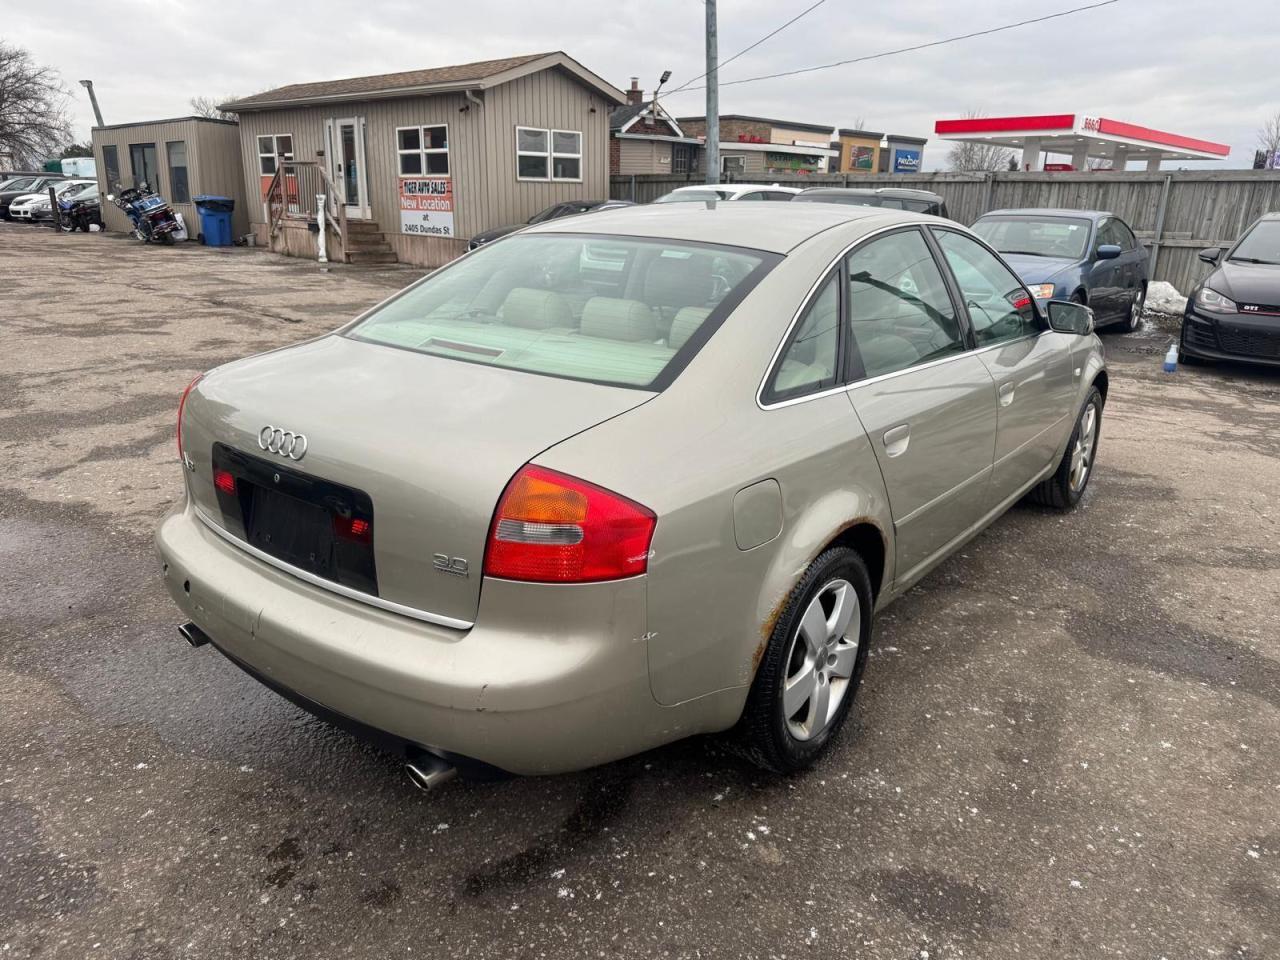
704,0,719,185
79,80,105,128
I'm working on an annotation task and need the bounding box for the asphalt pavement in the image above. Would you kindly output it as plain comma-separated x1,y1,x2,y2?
1,223,1277,959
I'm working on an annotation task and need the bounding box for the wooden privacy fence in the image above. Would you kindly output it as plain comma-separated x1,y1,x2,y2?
610,170,1280,295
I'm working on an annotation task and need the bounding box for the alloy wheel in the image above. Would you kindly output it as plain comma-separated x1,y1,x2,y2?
1069,401,1099,493
1127,288,1145,331
781,579,861,741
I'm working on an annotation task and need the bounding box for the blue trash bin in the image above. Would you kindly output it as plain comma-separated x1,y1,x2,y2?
193,195,235,246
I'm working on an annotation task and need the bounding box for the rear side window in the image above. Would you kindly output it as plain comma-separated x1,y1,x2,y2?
763,273,841,404
349,234,775,390
934,229,1040,346
846,230,964,379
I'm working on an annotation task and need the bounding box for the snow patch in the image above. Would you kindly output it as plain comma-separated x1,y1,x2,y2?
1145,281,1187,315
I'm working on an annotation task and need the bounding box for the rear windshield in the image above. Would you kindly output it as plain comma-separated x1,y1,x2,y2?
654,189,733,203
972,216,1091,260
347,234,775,389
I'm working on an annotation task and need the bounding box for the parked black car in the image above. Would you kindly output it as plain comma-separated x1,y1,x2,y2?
467,199,635,251
0,173,66,219
793,186,949,218
1181,212,1280,367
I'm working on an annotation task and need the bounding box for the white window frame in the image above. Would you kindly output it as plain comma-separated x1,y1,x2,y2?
257,133,294,176
396,124,450,177
515,126,583,183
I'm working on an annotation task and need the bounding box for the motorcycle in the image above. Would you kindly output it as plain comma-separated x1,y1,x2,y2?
59,192,102,233
109,183,180,243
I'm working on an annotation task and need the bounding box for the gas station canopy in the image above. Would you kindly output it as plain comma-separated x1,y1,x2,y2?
934,113,1231,171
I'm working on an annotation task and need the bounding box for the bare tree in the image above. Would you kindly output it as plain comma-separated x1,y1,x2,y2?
947,111,1014,172
1259,112,1280,169
0,42,71,168
190,95,239,121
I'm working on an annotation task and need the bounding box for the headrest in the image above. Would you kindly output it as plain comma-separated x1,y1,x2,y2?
499,287,572,329
580,297,659,342
668,307,712,350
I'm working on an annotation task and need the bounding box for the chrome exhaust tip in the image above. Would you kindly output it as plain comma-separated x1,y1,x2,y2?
405,754,458,792
178,621,211,648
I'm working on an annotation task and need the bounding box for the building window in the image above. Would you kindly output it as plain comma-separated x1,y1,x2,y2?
257,134,294,175
673,144,698,175
166,140,190,203
721,155,746,175
101,145,121,191
397,125,449,176
128,142,159,190
516,126,582,181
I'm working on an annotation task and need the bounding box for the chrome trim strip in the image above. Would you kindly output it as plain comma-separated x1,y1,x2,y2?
193,505,474,631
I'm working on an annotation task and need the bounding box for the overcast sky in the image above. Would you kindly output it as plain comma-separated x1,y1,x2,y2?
6,0,1276,169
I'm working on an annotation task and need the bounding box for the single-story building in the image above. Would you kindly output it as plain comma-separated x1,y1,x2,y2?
220,52,627,268
609,79,701,176
678,114,839,175
879,134,927,174
91,117,249,239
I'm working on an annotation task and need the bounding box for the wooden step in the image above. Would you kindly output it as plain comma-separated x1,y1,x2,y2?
346,240,393,254
346,220,383,234
346,250,399,265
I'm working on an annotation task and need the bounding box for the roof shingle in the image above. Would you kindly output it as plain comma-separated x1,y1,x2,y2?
223,53,555,110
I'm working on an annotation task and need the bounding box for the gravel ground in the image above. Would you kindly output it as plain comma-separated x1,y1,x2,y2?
2,224,1278,959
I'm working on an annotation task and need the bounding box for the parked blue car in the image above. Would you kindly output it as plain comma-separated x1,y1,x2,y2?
971,208,1149,332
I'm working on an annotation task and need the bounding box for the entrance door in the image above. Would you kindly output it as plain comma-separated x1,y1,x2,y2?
325,117,370,219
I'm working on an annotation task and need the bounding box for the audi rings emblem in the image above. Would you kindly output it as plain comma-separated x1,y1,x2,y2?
258,425,308,461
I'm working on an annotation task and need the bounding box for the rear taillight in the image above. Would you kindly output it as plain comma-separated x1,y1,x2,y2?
176,373,203,460
213,468,236,495
333,514,372,544
484,465,656,583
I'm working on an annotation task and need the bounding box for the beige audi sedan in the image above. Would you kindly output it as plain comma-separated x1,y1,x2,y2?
157,203,1107,783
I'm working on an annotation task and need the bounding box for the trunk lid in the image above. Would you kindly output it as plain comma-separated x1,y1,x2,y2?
183,335,653,626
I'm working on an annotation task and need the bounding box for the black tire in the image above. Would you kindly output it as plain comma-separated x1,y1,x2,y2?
1030,385,1103,511
737,547,874,773
1111,282,1146,333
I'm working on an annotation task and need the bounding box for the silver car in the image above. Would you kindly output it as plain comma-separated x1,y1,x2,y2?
157,204,1107,782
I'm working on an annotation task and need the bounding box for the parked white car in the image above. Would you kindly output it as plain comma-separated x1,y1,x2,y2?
10,180,94,221
653,183,800,203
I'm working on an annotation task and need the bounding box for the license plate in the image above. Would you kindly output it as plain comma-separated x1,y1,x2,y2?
248,487,334,577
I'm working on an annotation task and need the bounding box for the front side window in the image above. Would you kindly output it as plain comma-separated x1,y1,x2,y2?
257,134,293,176
935,229,1040,347
166,140,190,203
516,127,581,181
1096,218,1128,251
763,272,840,403
128,142,158,190
846,229,965,379
972,216,1091,260
101,145,121,191
348,234,774,390
397,125,449,176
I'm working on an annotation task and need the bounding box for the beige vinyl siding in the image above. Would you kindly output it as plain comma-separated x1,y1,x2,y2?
233,66,612,268
92,118,248,237
617,138,673,175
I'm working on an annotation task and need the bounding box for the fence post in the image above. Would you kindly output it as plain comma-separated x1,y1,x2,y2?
316,193,328,264
630,175,636,202
982,172,995,218
1148,174,1173,283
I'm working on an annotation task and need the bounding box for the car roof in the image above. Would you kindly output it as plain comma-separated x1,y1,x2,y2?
524,201,934,254
667,183,801,196
799,186,943,201
980,208,1112,221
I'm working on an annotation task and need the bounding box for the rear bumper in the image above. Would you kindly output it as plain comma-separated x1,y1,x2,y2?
156,499,734,775
1181,308,1280,367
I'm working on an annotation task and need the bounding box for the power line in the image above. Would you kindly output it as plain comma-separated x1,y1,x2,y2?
667,0,829,95
668,0,1120,94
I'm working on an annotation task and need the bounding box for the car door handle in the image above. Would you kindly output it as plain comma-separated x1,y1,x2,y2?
998,382,1016,407
882,424,910,458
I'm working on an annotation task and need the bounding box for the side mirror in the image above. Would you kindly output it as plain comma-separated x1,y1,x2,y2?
1046,299,1095,336
1198,247,1222,265
1095,244,1122,261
